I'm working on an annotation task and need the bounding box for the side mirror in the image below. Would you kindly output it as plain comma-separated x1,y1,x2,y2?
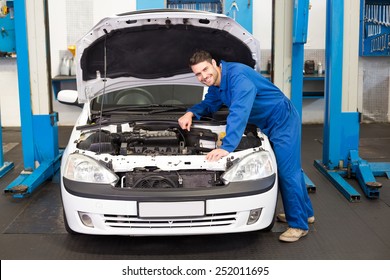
57,90,82,107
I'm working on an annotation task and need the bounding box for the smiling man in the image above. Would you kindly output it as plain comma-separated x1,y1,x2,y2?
178,50,315,242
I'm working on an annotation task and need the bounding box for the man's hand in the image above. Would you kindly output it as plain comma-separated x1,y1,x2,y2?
206,148,229,161
178,112,194,131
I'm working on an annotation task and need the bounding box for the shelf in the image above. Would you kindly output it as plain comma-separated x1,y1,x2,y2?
262,72,325,98
52,75,76,81
303,73,325,80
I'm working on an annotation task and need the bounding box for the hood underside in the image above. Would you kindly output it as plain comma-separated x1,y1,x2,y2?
76,9,261,102
81,24,255,81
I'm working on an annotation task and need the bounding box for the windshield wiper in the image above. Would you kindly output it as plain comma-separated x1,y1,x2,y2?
96,104,188,115
147,105,188,114
99,104,160,113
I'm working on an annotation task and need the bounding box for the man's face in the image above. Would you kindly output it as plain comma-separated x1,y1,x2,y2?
191,59,221,87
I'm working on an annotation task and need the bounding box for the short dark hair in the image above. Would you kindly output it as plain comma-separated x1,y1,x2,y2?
189,50,213,66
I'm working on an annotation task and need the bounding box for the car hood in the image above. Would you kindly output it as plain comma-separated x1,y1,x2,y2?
75,9,261,102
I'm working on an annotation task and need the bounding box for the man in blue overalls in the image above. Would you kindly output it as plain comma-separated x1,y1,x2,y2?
178,50,314,242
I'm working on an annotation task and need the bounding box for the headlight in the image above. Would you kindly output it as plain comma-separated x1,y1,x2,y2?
221,150,275,183
63,153,119,186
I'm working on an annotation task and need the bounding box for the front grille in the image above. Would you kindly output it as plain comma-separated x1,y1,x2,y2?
133,175,177,189
104,212,237,229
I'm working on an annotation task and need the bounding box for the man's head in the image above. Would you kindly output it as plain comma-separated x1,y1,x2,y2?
189,50,221,87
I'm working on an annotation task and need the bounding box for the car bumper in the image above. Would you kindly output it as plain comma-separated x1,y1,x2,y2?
61,174,278,235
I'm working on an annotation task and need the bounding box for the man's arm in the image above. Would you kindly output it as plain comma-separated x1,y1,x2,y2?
187,87,223,119
178,87,222,131
221,75,257,152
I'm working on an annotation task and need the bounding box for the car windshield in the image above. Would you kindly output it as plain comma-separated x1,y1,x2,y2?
91,84,206,111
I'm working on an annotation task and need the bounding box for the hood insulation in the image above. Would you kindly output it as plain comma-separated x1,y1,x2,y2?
80,24,256,81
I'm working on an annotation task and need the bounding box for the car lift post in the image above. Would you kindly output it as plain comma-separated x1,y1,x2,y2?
314,0,390,202
3,0,62,198
290,0,316,192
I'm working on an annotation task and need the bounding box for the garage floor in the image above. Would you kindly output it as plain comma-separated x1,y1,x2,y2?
1,124,390,260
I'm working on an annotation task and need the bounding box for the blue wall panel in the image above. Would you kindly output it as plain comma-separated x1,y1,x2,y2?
224,0,253,33
0,2,15,53
137,0,165,10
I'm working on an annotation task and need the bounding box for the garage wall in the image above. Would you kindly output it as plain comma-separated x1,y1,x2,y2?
0,58,20,126
49,0,136,80
360,57,390,122
48,0,136,126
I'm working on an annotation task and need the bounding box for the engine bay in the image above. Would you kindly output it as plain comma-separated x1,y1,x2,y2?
76,121,262,156
75,121,263,189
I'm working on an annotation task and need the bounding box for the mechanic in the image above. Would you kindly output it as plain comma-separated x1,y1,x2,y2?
178,50,315,242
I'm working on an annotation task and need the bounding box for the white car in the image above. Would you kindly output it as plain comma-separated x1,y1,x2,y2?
58,9,278,235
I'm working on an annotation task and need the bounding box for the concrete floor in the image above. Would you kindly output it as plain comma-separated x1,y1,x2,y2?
0,124,390,260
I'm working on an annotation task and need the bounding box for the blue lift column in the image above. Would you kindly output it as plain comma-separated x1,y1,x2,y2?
4,0,62,198
314,0,390,202
290,0,316,192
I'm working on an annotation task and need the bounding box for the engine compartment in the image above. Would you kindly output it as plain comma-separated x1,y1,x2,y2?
76,121,262,156
75,121,262,189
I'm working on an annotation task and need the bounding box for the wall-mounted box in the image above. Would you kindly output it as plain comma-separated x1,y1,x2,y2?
359,0,390,56
0,1,15,55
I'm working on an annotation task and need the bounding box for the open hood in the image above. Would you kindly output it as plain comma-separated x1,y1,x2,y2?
75,9,261,102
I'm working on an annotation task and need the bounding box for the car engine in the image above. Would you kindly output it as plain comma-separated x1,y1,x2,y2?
76,121,262,156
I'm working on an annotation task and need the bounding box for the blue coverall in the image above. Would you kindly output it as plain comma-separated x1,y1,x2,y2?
188,60,314,230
